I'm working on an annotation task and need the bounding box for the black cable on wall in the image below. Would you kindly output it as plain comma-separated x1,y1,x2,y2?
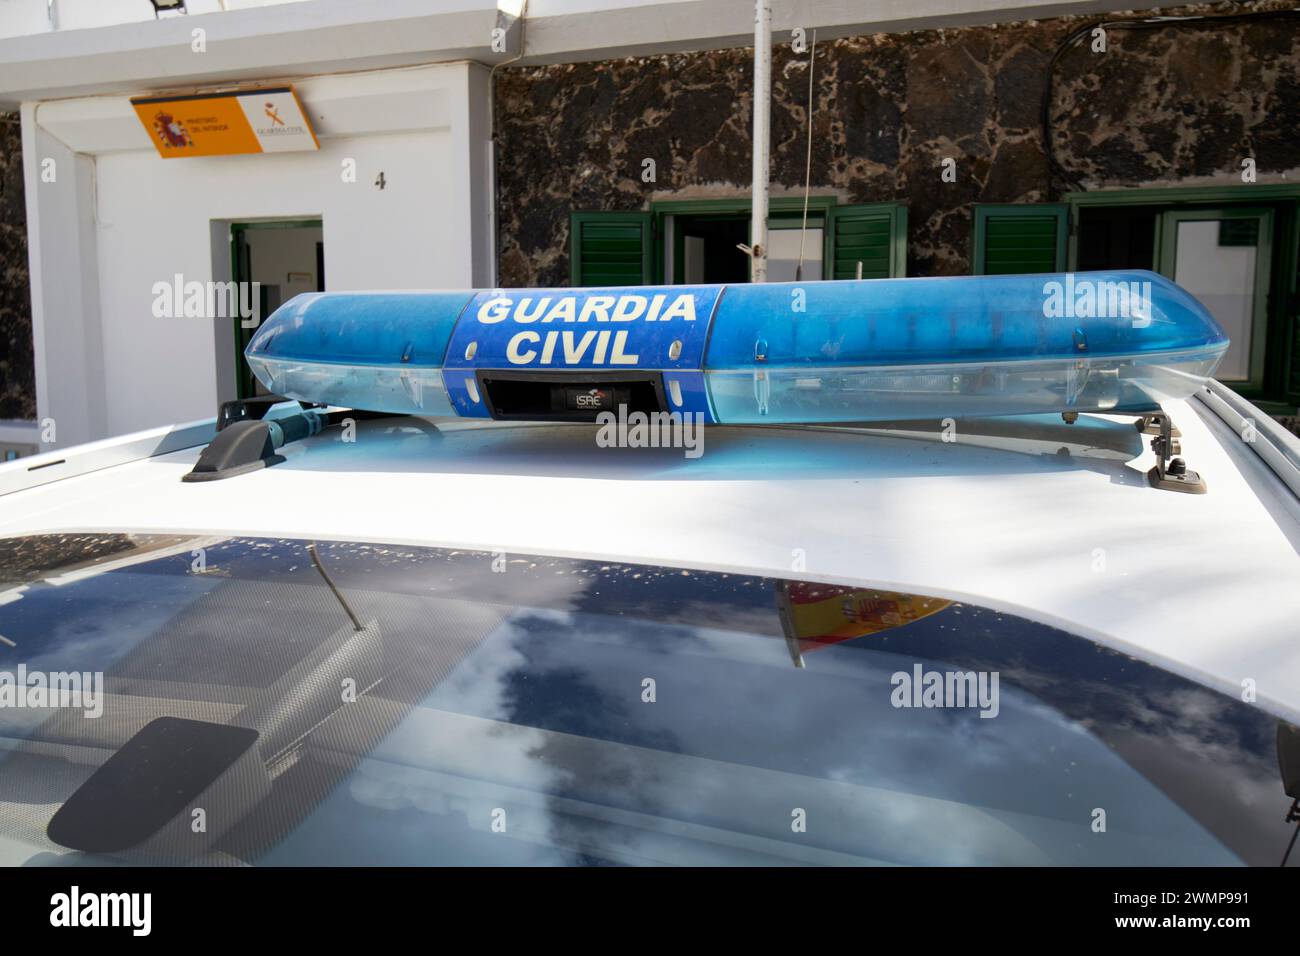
1041,6,1300,197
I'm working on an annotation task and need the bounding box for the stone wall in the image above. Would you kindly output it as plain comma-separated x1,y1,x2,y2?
494,1,1300,285
0,112,32,420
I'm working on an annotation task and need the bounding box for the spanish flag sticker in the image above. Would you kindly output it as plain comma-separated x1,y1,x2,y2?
777,580,951,666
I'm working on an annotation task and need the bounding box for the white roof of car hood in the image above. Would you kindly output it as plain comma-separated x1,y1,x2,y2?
2,398,1299,723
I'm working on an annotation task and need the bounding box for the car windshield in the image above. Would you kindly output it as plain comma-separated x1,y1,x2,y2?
0,532,1290,866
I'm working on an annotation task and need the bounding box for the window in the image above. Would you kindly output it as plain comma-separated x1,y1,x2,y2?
570,201,907,285
0,533,1290,866
767,217,825,282
665,213,826,284
972,204,1068,275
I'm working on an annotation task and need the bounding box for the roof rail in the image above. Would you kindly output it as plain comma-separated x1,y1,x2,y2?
0,419,216,498
1196,379,1300,500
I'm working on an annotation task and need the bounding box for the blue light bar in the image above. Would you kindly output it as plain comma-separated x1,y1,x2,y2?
246,291,467,416
246,271,1228,424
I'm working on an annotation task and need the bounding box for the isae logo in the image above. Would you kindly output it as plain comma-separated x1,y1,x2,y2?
50,886,151,937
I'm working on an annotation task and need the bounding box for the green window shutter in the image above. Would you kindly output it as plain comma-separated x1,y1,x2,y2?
828,204,907,279
569,212,653,286
973,205,1067,275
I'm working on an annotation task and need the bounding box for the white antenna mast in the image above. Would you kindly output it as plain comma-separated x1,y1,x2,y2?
796,29,818,281
749,0,771,283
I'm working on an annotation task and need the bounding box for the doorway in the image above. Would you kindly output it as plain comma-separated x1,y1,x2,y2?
671,215,750,284
1075,202,1282,393
230,219,324,399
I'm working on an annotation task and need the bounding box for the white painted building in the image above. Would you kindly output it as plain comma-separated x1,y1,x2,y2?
0,0,1155,448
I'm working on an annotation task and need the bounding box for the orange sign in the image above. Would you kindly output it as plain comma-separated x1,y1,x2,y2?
131,86,319,158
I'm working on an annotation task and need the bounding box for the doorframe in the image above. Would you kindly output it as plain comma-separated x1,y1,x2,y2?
228,217,324,399
1064,184,1300,268
1156,206,1274,392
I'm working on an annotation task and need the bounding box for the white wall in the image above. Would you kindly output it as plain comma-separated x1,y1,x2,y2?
24,62,491,445
93,129,465,435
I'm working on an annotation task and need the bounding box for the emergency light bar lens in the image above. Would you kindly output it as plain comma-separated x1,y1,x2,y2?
703,271,1227,422
245,290,468,415
705,350,1224,423
245,271,1228,425
245,357,456,417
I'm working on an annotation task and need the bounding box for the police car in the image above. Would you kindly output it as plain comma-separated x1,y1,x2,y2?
0,271,1297,866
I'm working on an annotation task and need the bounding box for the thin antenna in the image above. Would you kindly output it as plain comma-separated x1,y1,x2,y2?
795,29,818,282
308,541,363,632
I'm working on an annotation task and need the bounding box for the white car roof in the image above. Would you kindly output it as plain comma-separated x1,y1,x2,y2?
2,394,1299,724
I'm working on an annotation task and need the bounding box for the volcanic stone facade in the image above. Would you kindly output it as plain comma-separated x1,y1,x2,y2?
494,1,1300,286
0,112,32,420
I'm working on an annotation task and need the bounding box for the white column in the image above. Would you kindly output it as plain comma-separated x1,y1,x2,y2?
21,103,106,448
